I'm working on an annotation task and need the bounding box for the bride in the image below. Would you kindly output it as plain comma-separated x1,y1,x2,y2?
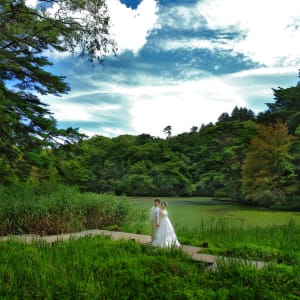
152,202,180,248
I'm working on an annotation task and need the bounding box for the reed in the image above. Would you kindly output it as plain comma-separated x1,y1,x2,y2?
0,236,299,299
0,183,136,235
176,218,300,265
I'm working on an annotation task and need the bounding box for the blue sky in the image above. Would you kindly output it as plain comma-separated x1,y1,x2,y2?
37,0,300,137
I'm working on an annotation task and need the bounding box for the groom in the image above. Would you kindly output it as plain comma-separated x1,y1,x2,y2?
149,198,160,242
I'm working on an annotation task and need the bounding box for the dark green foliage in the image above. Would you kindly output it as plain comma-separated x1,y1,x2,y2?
0,0,115,184
0,81,83,183
52,117,256,199
191,119,256,199
0,236,299,299
261,85,300,133
218,106,256,122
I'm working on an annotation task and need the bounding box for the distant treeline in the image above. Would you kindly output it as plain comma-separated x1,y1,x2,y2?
1,81,300,209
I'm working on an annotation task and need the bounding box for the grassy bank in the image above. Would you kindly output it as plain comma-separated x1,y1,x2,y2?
0,236,299,299
0,184,142,236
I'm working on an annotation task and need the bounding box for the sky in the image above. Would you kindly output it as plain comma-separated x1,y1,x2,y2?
38,0,300,137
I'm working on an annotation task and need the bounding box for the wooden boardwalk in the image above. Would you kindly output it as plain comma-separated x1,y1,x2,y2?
0,229,267,269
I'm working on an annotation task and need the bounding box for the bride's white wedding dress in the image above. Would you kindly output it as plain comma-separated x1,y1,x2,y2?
152,210,180,248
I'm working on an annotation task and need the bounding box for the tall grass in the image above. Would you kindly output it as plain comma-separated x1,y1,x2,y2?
176,218,300,265
0,183,139,235
176,218,299,249
0,236,299,299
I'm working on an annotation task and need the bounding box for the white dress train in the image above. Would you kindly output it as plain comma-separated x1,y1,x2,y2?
152,210,180,248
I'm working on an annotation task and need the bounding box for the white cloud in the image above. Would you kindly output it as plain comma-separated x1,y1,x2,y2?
159,38,234,52
129,68,298,137
107,0,159,53
222,67,298,113
25,0,38,8
101,127,129,136
80,127,128,137
228,67,297,78
158,5,206,30
44,75,248,137
161,0,300,67
49,100,121,122
43,65,298,138
39,0,300,138
129,78,247,137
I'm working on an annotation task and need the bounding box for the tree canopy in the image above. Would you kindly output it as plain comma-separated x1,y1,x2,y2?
0,0,115,182
242,122,297,207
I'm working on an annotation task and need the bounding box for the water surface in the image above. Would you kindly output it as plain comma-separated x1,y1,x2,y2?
131,197,300,228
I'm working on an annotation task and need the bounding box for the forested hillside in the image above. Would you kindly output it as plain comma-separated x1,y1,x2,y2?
51,107,257,198
2,79,299,209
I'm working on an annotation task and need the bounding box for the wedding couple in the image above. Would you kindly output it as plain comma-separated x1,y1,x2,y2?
150,199,180,248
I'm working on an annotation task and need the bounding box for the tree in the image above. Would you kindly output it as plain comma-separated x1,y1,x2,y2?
258,76,300,133
218,112,230,122
0,0,116,63
291,125,300,204
190,126,198,133
163,125,172,138
230,107,255,122
242,122,297,207
291,125,300,179
0,0,115,183
192,120,256,199
217,107,255,123
123,161,155,196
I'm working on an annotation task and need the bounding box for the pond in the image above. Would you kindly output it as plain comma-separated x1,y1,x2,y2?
130,197,300,228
